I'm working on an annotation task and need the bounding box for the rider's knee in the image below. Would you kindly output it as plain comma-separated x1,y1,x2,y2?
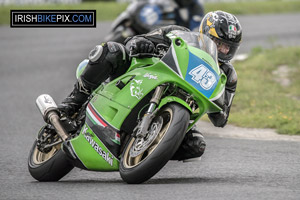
106,42,130,78
171,128,206,161
88,42,129,73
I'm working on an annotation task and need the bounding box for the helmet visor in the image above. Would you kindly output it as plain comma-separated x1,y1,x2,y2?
212,37,240,62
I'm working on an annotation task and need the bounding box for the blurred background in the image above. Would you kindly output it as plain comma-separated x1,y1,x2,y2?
1,0,299,134
0,0,300,199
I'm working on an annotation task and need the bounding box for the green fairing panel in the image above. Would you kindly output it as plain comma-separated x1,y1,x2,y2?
68,32,226,173
167,30,226,104
158,96,192,113
69,33,225,171
188,45,227,101
70,123,119,171
92,60,221,131
169,38,223,113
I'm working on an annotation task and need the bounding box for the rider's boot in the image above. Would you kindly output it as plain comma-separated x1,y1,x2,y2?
171,126,206,162
58,80,91,116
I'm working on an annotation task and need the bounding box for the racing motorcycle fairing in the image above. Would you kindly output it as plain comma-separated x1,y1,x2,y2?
68,32,226,172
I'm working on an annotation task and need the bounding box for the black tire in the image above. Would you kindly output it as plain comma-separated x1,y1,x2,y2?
28,127,74,182
119,103,190,184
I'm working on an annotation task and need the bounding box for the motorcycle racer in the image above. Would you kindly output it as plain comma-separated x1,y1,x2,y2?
173,0,205,31
59,10,242,162
105,0,204,43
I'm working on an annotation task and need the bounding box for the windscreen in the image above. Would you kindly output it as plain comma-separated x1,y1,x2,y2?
169,30,218,65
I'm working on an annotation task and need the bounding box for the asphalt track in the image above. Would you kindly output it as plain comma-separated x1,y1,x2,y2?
0,13,300,200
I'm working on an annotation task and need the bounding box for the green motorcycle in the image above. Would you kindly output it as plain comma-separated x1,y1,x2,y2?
28,31,226,184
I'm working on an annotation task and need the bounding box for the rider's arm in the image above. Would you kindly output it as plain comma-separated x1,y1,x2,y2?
208,63,237,128
143,25,190,46
125,25,190,51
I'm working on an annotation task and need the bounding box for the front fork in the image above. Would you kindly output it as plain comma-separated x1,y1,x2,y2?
135,85,166,138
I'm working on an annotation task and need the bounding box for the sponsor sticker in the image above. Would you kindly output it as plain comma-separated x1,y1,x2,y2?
82,125,114,166
228,24,237,39
144,73,158,80
130,79,144,99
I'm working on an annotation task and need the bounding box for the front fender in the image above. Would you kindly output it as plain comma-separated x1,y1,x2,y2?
158,96,192,114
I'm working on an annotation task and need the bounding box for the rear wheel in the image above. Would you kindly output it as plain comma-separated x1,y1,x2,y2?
119,103,190,184
28,126,74,181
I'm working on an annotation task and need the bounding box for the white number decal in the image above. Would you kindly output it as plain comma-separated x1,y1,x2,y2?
189,65,216,90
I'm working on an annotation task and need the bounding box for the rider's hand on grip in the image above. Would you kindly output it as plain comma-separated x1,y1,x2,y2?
126,36,155,57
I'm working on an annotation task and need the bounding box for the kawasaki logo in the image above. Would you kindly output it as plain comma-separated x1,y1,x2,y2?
82,125,113,166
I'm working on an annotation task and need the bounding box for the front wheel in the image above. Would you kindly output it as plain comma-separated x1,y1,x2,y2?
119,103,190,184
28,126,74,181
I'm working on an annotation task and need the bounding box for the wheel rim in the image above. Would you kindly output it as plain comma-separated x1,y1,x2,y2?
123,107,173,168
32,132,61,165
32,144,60,165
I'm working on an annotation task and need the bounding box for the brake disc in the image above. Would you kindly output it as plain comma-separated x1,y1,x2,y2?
129,116,163,157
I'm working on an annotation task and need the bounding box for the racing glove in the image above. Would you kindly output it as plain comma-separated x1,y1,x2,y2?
125,36,155,56
208,104,229,128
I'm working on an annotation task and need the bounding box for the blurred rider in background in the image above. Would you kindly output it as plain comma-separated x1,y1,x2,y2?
149,0,205,30
59,10,242,162
106,0,204,42
173,0,205,31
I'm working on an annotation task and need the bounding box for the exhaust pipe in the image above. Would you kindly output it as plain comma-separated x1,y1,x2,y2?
36,94,69,141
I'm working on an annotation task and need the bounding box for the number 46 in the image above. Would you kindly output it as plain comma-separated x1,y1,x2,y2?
188,64,216,90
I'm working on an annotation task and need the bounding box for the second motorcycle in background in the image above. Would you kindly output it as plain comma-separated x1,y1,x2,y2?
105,0,205,43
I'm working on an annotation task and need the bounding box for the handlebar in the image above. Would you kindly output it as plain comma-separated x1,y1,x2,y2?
129,43,169,58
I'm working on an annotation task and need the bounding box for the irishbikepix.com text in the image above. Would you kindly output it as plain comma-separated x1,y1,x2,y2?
11,10,96,28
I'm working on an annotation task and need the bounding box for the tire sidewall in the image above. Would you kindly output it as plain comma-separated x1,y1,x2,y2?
119,103,190,184
28,137,74,182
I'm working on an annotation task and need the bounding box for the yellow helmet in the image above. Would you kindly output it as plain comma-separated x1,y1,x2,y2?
199,10,242,62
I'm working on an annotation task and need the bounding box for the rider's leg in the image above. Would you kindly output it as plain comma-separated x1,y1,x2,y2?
171,126,206,162
59,42,130,116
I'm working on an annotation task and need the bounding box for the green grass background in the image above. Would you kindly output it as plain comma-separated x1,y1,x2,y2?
231,47,300,135
1,0,300,134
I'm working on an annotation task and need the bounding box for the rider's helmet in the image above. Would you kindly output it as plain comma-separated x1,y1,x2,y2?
199,10,242,63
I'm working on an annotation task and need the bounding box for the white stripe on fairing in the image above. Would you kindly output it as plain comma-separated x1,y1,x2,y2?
89,103,120,131
210,86,225,101
87,106,105,127
171,46,183,78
